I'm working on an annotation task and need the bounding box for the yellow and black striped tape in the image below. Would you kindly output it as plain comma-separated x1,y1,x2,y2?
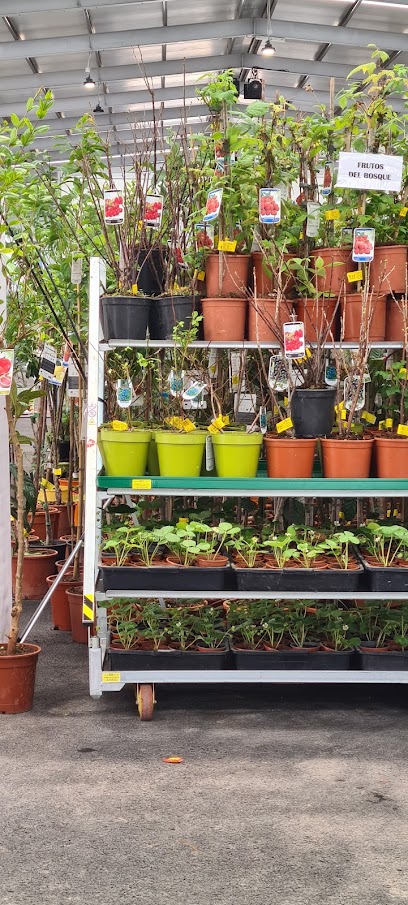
83,594,94,623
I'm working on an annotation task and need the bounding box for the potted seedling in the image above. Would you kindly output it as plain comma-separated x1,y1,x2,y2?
316,604,360,669
356,522,408,592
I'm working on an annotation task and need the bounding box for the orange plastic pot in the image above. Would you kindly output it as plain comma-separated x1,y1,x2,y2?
310,246,353,295
341,292,386,342
297,297,338,342
12,549,58,600
251,251,295,296
264,436,316,478
46,574,77,630
30,508,60,541
202,298,247,341
369,245,407,295
0,643,41,714
67,588,88,644
248,297,296,342
374,436,408,479
385,298,408,343
205,253,250,298
321,438,373,478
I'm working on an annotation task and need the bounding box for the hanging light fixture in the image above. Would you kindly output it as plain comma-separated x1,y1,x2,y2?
93,103,104,113
83,51,95,88
261,38,276,57
260,0,276,57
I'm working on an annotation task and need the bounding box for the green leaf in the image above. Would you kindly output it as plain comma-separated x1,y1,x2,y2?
26,97,35,112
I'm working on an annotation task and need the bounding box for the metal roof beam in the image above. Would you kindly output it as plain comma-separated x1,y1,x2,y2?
30,104,209,136
0,0,149,10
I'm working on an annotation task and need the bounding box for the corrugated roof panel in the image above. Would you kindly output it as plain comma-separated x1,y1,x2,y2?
272,0,348,26
90,3,164,31
11,9,85,40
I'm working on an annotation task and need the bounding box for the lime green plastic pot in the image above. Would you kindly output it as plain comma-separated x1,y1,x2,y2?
98,429,152,477
211,431,263,478
155,431,207,477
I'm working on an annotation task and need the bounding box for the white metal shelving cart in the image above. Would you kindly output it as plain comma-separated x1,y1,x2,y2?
83,258,408,720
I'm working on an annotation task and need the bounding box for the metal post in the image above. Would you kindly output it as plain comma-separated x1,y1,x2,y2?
82,257,102,628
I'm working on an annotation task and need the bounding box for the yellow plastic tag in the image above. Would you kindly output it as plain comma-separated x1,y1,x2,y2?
299,232,304,240
102,672,121,684
283,396,289,407
197,271,205,281
40,478,54,489
385,418,393,429
182,418,196,433
325,209,340,221
276,417,293,434
218,239,237,252
341,409,347,421
53,468,62,476
379,420,385,430
400,207,408,217
132,284,138,295
397,424,408,436
212,414,229,431
131,479,153,489
207,424,219,434
111,420,128,431
335,402,345,414
338,511,345,520
362,411,376,424
393,509,399,517
387,509,391,518
347,270,363,283
399,367,407,377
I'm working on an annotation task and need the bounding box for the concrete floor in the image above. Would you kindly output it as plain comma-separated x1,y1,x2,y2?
2,604,408,905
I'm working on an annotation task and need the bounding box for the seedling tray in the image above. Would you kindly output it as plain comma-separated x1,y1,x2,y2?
108,646,228,670
356,551,408,593
232,647,355,670
233,564,364,593
99,564,235,592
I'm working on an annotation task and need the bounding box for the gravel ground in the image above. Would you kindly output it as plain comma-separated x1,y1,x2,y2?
1,602,408,905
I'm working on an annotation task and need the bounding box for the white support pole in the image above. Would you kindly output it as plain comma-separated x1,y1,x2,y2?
82,257,102,627
0,266,12,642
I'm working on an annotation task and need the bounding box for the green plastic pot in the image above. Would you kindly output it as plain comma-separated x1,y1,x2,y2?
211,431,263,478
98,429,152,477
155,431,207,477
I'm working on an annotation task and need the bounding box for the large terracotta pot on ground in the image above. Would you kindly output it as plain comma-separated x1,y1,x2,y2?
341,293,386,342
12,549,58,600
310,247,353,296
46,574,79,631
205,253,250,298
296,297,338,342
251,251,295,296
248,297,296,342
67,587,88,644
374,436,408,479
202,298,247,341
264,437,316,478
0,643,41,714
30,508,60,542
368,245,407,295
321,438,373,478
385,297,408,343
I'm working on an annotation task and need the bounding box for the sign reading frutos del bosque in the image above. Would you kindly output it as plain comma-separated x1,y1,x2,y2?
336,151,403,193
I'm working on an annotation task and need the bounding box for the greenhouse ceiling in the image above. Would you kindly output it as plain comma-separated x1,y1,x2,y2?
0,0,407,159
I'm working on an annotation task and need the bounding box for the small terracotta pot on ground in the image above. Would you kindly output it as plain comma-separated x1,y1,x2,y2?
310,246,353,296
321,438,374,478
341,293,386,342
12,549,58,600
67,587,88,644
374,436,408,479
0,643,41,714
247,297,296,342
205,253,250,298
264,436,316,478
201,297,247,342
296,297,338,342
368,245,407,295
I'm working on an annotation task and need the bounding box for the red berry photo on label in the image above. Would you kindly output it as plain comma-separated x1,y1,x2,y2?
204,189,223,223
144,194,163,229
352,228,375,263
259,188,281,224
104,189,124,224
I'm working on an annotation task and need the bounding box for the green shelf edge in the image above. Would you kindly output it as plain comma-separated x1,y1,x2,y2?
97,475,408,493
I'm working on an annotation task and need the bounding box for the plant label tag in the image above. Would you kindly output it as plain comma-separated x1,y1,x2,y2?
400,207,408,218
347,270,363,283
229,351,245,393
397,423,408,436
0,350,14,394
205,435,215,471
259,188,281,224
259,405,267,434
204,188,223,223
362,410,376,424
324,359,337,387
324,209,340,221
102,672,121,684
344,376,365,411
306,201,320,237
218,238,237,252
208,349,218,380
39,343,57,380
352,228,375,263
67,359,79,398
276,417,293,434
268,354,288,392
321,161,333,196
104,189,124,224
168,369,185,397
116,379,133,408
195,222,214,250
70,257,83,284
144,194,163,229
182,380,207,401
237,392,257,414
131,479,152,489
283,321,305,358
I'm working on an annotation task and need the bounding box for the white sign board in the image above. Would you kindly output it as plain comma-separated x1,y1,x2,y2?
336,152,403,193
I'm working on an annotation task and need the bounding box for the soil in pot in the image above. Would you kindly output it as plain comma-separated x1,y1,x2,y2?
368,245,407,295
291,388,336,439
296,297,338,342
341,292,386,342
0,643,41,714
155,430,207,477
149,295,200,340
12,549,58,600
321,437,373,479
67,587,88,644
374,435,408,479
201,298,247,342
205,253,250,298
98,428,152,477
264,436,316,478
211,431,263,478
310,247,352,295
247,297,296,342
101,295,151,342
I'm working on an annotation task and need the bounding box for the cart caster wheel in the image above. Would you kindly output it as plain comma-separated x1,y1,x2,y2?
135,684,155,721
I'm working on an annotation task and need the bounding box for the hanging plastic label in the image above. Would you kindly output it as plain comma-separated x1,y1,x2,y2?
324,359,337,387
144,194,163,229
116,379,133,408
324,209,340,221
0,350,14,395
229,351,245,393
168,369,185,397
268,354,288,392
204,188,223,223
205,435,215,471
352,228,375,263
39,343,57,380
321,161,333,197
70,257,83,284
182,380,207,401
362,410,376,424
283,321,305,358
67,359,79,398
195,222,214,250
208,349,218,380
259,405,267,434
218,238,237,252
306,201,320,238
259,188,281,225
397,424,408,436
400,207,408,218
344,376,365,411
104,189,124,225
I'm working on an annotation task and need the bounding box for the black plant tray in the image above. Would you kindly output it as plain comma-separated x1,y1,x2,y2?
100,564,235,592
358,649,408,671
356,550,408,592
232,647,356,670
233,564,364,593
108,646,228,670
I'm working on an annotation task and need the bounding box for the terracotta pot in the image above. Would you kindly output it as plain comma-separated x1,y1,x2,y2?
0,643,41,714
12,549,58,600
195,555,229,568
310,246,353,295
67,588,88,644
385,297,408,343
45,574,78,630
248,297,296,342
321,437,373,478
368,245,407,295
205,253,250,298
251,251,295,296
30,508,60,542
264,436,316,478
359,644,391,654
374,436,408,479
341,292,386,342
201,297,247,341
296,297,338,342
54,504,71,538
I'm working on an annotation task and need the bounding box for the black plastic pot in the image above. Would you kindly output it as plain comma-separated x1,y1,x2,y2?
101,295,151,342
100,564,235,592
109,645,227,670
232,647,355,670
135,247,165,296
233,564,364,593
358,648,408,670
57,441,70,461
356,549,408,592
149,295,200,340
30,540,67,560
291,388,336,438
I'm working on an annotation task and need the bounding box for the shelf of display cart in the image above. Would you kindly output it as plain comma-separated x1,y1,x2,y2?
100,340,405,351
97,475,408,498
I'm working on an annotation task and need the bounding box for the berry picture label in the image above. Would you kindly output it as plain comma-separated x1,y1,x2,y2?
336,152,403,193
352,228,375,263
116,379,133,408
144,194,163,229
283,321,305,358
0,350,14,394
104,189,124,224
259,188,281,224
204,188,223,223
195,222,214,249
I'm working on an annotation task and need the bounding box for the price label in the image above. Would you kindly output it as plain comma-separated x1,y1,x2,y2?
276,417,293,434
131,479,153,489
400,207,408,217
347,270,363,283
385,418,393,429
218,239,237,252
53,468,62,476
362,411,376,424
324,209,340,221
102,672,121,684
197,271,205,281
397,424,408,436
